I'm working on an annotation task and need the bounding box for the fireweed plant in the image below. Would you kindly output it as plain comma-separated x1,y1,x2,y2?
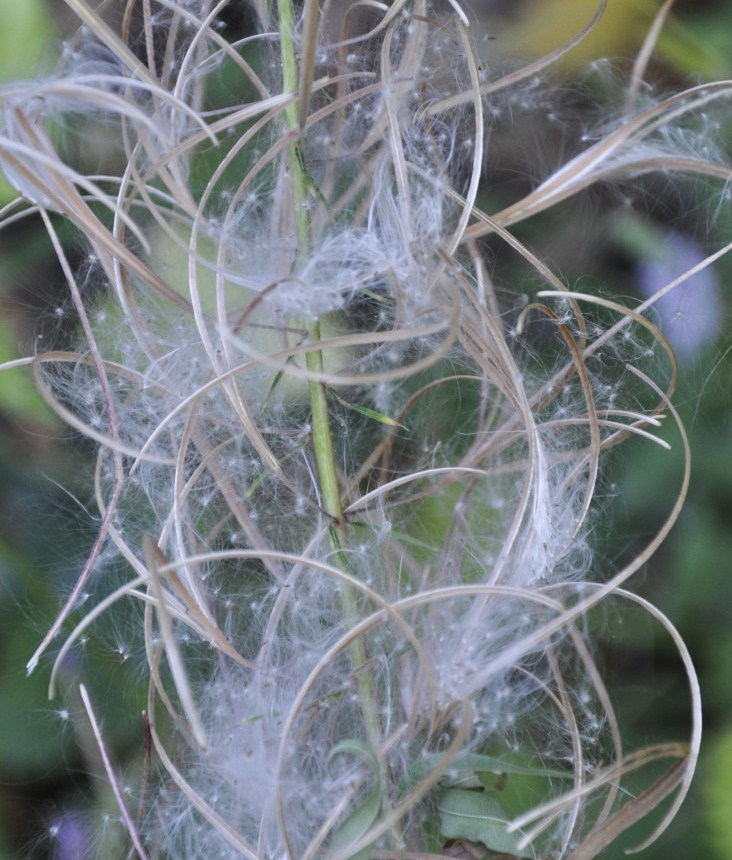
1,0,730,857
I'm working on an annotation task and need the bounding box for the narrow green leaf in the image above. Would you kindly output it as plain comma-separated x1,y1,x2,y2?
404,752,572,790
262,367,288,409
327,387,406,429
455,753,574,783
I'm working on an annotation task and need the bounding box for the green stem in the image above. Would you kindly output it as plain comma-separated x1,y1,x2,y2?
275,0,382,750
304,321,344,522
274,4,405,851
276,0,344,527
276,0,307,244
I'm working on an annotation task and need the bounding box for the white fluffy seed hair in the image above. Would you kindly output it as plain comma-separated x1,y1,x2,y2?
2,0,726,857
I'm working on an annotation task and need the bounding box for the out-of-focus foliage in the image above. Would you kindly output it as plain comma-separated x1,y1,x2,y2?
708,727,732,856
0,0,56,204
482,0,730,78
0,0,54,81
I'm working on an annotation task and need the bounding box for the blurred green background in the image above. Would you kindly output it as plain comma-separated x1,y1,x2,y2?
0,0,731,857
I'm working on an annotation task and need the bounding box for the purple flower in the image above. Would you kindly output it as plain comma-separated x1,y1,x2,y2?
636,231,722,360
49,811,90,860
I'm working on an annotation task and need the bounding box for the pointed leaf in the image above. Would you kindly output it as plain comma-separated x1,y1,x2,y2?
438,789,535,858
327,387,406,429
328,740,381,860
329,787,381,860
